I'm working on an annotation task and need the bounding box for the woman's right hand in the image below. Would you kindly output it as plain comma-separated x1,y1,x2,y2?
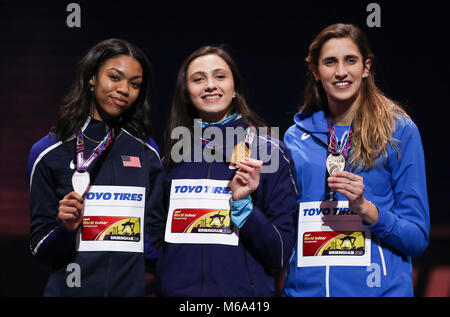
228,158,263,201
57,191,85,231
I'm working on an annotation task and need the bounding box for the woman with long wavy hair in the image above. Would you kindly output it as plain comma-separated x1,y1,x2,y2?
283,24,429,296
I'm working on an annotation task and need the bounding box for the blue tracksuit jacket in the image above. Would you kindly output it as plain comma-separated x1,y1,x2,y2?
149,116,298,296
283,110,430,297
28,117,164,296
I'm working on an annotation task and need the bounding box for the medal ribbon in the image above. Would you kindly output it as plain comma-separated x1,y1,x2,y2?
244,122,256,146
325,125,352,201
76,129,114,171
328,126,353,158
201,121,256,149
201,138,224,149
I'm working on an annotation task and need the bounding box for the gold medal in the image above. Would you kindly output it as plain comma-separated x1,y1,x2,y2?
229,141,251,169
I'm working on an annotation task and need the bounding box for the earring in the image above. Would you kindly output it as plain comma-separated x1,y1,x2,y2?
88,78,94,91
233,91,236,98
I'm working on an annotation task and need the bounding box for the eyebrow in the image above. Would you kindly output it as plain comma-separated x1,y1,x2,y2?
109,67,143,79
321,54,360,62
189,68,229,78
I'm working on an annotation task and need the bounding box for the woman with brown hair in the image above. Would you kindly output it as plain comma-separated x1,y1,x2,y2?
283,24,429,296
149,46,298,296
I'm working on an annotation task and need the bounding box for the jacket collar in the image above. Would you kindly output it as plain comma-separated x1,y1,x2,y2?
195,113,240,128
82,116,120,142
294,111,329,134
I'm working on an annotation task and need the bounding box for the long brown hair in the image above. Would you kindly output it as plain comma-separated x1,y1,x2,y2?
52,39,153,142
301,23,410,169
164,45,266,168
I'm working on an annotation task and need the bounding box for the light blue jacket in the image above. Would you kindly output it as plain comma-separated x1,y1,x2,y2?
283,111,430,297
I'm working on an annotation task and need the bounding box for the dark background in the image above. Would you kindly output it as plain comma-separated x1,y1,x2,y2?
0,0,448,296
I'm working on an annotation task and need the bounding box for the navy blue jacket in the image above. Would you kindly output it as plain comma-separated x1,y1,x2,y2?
149,116,298,296
28,117,164,296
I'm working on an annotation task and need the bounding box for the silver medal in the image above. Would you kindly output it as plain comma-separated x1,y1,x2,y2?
326,153,346,176
72,171,90,196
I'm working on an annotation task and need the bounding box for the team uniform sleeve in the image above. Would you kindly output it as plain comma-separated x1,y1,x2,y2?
283,125,303,198
147,164,171,254
238,140,298,269
146,137,160,154
365,120,430,257
143,151,165,270
29,151,77,264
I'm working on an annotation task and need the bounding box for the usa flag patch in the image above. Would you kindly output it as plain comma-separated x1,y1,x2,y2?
121,156,141,168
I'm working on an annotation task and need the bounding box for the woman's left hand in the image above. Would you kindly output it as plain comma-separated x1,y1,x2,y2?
228,158,263,201
327,170,378,225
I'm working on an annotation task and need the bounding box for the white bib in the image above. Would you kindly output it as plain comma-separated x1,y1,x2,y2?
297,201,371,267
77,185,145,253
165,179,239,246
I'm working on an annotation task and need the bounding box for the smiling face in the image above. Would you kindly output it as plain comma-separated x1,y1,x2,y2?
312,37,371,109
186,54,235,122
90,55,143,121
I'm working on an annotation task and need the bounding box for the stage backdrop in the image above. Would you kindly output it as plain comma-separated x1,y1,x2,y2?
1,0,448,296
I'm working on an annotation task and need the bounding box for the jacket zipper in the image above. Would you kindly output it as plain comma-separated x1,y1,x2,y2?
376,237,387,276
104,254,112,296
272,224,284,268
104,157,115,296
199,245,206,296
307,130,389,294
199,162,212,296
243,249,255,296
206,162,212,179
